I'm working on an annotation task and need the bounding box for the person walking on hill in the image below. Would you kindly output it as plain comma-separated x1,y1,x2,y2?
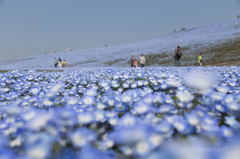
198,53,203,66
63,60,66,67
58,58,62,68
131,55,135,67
54,58,58,67
174,45,182,66
139,54,146,67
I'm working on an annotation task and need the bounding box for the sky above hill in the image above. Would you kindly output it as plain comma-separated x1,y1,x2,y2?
0,0,240,59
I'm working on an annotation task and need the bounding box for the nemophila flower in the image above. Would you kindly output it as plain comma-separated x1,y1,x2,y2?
224,73,230,78
123,74,129,79
112,124,150,144
131,83,138,89
25,110,53,131
166,78,180,87
164,95,174,104
152,95,164,106
91,84,98,90
78,112,94,124
108,117,118,126
104,85,111,91
134,140,151,157
160,83,168,89
78,146,110,159
217,85,230,93
155,105,172,114
96,102,107,109
118,87,123,93
202,97,213,106
214,104,228,113
67,97,79,105
227,101,240,111
26,143,50,159
173,118,195,135
121,93,132,103
82,96,95,105
185,111,200,126
142,95,153,105
176,91,194,103
195,106,210,117
137,80,144,86
119,113,137,127
94,109,105,121
144,81,149,86
50,83,64,93
209,92,226,101
112,83,119,88
225,116,240,129
106,97,115,107
145,88,153,94
122,82,129,88
113,75,119,80
27,96,39,103
0,119,10,130
99,139,114,150
21,110,37,121
220,126,234,138
184,71,218,94
1,105,21,116
42,98,54,107
137,72,143,77
120,146,133,156
126,79,133,84
133,101,150,115
115,102,128,112
148,133,164,148
70,128,97,147
0,88,10,93
200,115,219,133
155,120,173,136
100,81,108,87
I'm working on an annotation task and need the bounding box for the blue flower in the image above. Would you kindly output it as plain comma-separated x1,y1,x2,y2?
133,102,150,115
115,102,128,112
173,118,195,135
220,126,234,138
70,128,97,147
214,104,228,113
225,116,240,129
122,83,129,88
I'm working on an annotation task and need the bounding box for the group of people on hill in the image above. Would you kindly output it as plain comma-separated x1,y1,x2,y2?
130,45,203,67
174,45,203,66
53,45,203,68
54,58,66,68
131,54,146,67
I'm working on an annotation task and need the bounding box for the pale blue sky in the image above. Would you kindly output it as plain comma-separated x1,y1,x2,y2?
0,0,239,59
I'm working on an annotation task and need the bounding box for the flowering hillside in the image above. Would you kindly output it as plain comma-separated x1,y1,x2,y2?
0,19,240,70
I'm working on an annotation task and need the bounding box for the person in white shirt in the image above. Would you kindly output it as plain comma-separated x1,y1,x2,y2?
57,58,62,68
139,54,146,67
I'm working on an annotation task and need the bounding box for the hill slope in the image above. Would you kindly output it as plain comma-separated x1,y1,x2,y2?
1,19,240,70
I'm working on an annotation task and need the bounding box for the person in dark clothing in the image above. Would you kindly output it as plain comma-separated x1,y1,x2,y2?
131,55,135,67
174,45,182,66
54,58,58,67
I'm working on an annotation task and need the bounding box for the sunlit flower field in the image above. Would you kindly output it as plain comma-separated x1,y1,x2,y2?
0,67,240,159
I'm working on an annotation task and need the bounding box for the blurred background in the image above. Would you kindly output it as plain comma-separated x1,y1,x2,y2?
0,0,239,59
